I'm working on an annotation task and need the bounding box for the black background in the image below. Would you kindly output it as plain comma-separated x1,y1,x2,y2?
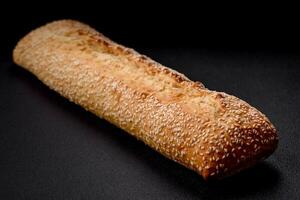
0,4,300,200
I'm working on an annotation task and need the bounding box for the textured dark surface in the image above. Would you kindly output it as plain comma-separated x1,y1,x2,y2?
0,48,299,199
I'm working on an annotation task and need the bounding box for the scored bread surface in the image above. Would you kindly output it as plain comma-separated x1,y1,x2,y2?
13,20,278,180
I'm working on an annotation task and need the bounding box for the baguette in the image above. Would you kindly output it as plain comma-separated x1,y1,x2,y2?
13,20,278,180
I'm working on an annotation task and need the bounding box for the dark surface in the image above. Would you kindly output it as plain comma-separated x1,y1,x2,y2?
0,47,299,199
1,4,300,59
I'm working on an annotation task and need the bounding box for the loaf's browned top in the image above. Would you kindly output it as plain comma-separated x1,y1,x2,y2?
13,20,278,179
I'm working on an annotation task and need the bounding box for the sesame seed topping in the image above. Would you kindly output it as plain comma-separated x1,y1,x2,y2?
14,19,278,180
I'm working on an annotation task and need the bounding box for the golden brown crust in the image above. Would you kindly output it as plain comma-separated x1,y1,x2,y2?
13,20,278,180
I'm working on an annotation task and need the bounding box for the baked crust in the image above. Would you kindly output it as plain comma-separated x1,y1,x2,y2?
13,20,278,180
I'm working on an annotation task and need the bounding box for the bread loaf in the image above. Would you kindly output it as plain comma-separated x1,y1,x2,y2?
13,20,278,180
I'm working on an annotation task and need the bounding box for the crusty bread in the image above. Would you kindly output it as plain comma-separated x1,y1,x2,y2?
13,20,278,180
